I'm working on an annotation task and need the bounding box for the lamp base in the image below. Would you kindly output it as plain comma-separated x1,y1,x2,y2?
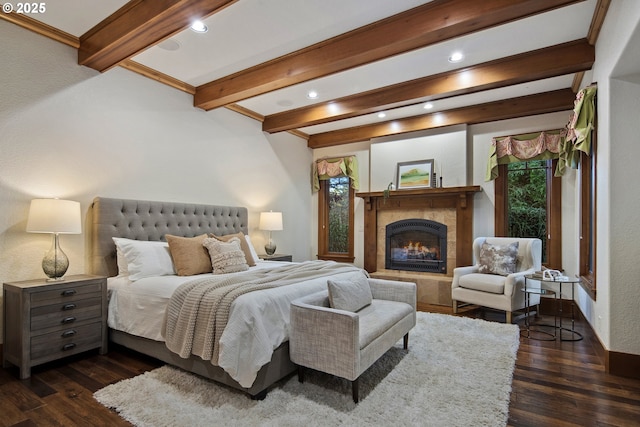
264,243,276,255
42,234,69,280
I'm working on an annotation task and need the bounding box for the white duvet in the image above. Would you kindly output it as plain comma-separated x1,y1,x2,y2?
107,260,366,387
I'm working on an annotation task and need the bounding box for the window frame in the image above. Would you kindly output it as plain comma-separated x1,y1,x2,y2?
578,142,597,299
494,158,562,270
317,177,355,263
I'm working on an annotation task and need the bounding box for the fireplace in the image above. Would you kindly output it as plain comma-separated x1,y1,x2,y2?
385,219,447,273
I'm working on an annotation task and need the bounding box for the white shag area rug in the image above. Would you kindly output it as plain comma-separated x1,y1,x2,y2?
94,312,519,427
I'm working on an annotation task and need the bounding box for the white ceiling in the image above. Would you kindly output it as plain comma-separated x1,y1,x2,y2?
20,0,600,140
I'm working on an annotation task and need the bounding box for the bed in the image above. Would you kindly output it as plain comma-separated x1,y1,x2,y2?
89,197,365,399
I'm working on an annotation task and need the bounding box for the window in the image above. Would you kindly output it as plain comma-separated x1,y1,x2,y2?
495,159,562,269
318,176,354,262
579,140,596,299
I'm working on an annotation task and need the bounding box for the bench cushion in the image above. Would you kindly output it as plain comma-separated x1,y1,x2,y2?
357,299,413,349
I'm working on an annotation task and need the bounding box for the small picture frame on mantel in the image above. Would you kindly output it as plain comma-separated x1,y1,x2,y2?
396,159,434,189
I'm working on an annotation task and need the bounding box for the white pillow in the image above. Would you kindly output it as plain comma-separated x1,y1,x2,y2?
244,235,261,265
112,237,176,281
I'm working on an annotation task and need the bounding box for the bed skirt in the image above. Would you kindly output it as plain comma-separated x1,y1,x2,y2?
109,329,296,399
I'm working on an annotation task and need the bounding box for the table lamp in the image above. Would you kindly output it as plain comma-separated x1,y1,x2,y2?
259,211,283,255
26,198,81,280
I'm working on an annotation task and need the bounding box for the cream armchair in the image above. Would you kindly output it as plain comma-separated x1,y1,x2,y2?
452,237,542,323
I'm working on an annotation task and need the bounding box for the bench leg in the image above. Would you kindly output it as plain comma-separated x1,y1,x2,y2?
403,333,409,350
298,366,305,383
352,378,359,403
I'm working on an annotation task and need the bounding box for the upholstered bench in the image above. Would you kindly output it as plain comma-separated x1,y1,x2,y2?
290,277,416,402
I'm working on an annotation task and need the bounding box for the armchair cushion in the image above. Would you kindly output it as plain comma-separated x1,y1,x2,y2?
478,241,519,276
458,273,507,294
327,275,373,312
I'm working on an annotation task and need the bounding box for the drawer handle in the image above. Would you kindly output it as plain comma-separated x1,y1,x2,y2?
62,343,76,351
61,330,76,338
61,316,76,324
62,303,76,311
61,289,76,297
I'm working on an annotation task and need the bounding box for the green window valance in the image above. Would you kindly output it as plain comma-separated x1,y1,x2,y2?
485,84,597,181
485,130,565,181
557,84,597,174
312,156,359,192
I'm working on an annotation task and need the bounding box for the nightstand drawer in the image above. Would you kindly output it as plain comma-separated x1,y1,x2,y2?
31,297,102,332
30,321,102,362
30,282,102,307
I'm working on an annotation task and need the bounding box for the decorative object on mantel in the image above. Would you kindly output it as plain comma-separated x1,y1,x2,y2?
312,155,359,192
259,211,283,255
26,198,81,280
383,182,394,203
396,159,434,189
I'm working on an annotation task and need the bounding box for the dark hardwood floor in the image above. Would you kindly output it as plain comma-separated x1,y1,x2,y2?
1,306,639,426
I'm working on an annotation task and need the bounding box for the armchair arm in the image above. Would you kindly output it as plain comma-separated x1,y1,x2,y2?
503,268,536,296
452,265,480,289
368,279,416,309
290,294,360,378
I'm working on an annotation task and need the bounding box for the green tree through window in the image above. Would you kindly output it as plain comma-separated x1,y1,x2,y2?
327,176,350,252
507,160,548,263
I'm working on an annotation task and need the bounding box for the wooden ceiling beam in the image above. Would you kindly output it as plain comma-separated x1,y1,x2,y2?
263,39,594,133
307,89,576,148
78,0,237,72
194,0,583,111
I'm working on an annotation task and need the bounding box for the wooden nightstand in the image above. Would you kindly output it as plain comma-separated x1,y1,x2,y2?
259,254,293,262
2,274,108,379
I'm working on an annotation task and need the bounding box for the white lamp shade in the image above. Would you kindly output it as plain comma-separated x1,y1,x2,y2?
26,199,82,234
259,211,283,231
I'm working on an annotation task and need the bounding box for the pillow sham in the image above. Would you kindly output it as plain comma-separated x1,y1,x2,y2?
327,275,372,312
210,232,257,266
478,241,519,276
165,234,212,276
244,235,261,264
114,244,129,277
203,237,249,274
112,237,175,281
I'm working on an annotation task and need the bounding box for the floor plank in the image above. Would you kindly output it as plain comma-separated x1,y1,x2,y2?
1,306,639,426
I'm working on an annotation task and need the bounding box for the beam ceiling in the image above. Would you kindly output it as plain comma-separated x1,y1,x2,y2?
307,89,576,148
263,39,594,133
78,0,237,72
194,0,584,111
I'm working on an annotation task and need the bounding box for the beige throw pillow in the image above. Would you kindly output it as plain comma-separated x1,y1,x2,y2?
203,237,249,274
327,275,372,312
165,234,212,276
478,241,519,276
211,232,257,266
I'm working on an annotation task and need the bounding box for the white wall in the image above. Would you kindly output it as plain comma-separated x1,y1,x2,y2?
0,22,312,343
578,0,640,354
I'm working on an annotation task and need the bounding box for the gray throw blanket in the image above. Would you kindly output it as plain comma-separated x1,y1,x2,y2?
162,260,364,364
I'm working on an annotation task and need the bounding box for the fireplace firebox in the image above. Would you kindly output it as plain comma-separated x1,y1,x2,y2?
385,219,447,273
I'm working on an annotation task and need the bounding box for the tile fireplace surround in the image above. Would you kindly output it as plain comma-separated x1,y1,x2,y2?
356,186,481,307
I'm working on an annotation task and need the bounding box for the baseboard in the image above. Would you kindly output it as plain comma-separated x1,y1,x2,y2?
547,300,640,380
607,350,640,380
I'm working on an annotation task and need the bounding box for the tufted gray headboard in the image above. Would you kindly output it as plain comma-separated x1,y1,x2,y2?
89,197,249,277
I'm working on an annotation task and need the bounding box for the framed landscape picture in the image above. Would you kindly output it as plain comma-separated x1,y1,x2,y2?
396,159,434,189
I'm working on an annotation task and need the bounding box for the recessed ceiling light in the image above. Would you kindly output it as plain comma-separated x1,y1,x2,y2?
191,20,208,33
448,51,464,63
377,112,386,118
423,102,433,110
306,90,319,99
